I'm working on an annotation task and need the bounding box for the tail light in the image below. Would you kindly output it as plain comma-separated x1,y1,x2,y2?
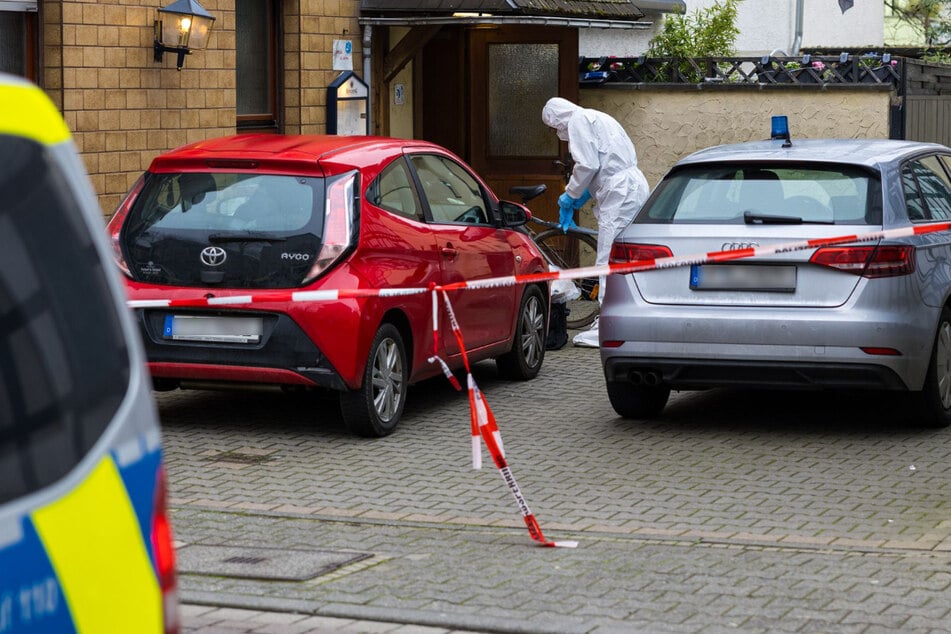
152,465,179,634
304,171,358,283
610,243,674,264
810,245,915,278
106,174,146,278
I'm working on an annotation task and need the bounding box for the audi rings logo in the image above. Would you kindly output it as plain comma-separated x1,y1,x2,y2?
721,241,759,251
200,246,227,266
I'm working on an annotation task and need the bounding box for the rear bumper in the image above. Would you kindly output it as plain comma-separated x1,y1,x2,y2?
134,309,348,391
602,356,908,390
599,278,936,391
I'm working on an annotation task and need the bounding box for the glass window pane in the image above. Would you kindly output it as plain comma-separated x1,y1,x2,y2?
914,156,951,220
0,12,26,76
412,155,487,224
0,135,129,503
488,43,559,158
236,0,271,116
642,164,874,225
902,165,926,221
372,160,421,220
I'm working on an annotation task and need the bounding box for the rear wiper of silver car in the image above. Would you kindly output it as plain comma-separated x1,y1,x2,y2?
208,233,287,242
743,211,834,225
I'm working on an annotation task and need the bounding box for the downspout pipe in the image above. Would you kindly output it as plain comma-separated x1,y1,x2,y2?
791,0,804,56
363,25,373,134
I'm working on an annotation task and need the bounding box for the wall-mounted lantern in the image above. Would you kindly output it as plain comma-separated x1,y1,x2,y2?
153,0,216,70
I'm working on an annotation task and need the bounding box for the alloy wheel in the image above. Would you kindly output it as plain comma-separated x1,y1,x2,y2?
371,338,404,422
520,294,545,369
937,320,951,409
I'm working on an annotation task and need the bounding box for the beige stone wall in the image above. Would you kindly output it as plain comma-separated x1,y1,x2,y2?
40,0,362,215
581,88,893,189
296,0,362,134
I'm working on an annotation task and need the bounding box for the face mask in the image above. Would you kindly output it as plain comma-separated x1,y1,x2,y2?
556,127,569,141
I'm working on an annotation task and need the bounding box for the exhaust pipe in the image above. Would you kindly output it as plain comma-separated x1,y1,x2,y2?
629,369,662,386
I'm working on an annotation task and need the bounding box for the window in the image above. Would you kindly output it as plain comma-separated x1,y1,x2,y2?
410,155,489,225
236,0,279,131
0,135,129,503
0,2,37,81
133,173,319,232
641,164,876,225
368,159,422,220
903,156,951,221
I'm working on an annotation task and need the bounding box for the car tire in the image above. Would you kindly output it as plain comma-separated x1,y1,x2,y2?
606,380,670,419
496,285,547,380
340,323,407,437
914,307,951,428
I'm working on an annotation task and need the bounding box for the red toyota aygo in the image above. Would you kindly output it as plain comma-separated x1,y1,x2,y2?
108,135,550,437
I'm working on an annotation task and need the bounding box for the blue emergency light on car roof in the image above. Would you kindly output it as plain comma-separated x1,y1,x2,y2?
771,115,792,147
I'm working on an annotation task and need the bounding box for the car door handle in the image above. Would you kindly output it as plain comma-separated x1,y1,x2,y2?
441,246,458,259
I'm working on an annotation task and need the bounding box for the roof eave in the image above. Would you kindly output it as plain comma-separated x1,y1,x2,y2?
359,15,653,29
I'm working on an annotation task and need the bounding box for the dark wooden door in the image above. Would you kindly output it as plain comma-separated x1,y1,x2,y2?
469,25,578,224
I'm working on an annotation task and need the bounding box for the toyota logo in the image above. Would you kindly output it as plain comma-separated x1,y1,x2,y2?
200,246,227,266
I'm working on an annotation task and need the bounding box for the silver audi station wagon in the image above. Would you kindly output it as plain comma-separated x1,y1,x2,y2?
601,121,951,427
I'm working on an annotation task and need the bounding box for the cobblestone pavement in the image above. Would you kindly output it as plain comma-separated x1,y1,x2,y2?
159,337,951,633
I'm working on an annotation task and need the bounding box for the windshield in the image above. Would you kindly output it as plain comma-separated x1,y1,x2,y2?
639,164,881,225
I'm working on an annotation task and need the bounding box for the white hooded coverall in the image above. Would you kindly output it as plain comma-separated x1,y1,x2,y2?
541,97,650,282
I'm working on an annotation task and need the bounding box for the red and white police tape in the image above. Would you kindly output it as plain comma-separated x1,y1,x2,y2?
128,220,951,547
432,290,577,549
128,220,951,310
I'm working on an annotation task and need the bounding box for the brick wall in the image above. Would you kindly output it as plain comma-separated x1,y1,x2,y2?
40,0,362,215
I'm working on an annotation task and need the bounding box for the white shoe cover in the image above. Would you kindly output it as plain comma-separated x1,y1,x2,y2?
572,318,599,348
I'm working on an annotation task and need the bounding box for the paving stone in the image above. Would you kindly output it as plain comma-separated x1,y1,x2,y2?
160,343,951,633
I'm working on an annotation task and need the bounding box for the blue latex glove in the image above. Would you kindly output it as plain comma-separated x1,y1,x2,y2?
574,189,592,209
557,193,578,233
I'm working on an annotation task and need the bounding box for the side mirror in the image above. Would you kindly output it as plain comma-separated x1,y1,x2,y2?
500,200,530,227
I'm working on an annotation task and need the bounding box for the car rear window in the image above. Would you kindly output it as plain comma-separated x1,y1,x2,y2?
121,172,325,288
0,135,129,504
639,164,881,225
132,173,319,232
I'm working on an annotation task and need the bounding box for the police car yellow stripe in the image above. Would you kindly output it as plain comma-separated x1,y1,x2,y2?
0,82,71,145
31,456,162,634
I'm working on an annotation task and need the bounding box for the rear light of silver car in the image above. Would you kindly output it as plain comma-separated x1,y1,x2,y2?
106,175,146,278
304,170,358,284
809,245,916,278
609,243,674,264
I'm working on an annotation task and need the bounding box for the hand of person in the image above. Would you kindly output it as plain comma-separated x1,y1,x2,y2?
557,194,578,233
558,206,578,233
558,192,585,233
573,189,592,209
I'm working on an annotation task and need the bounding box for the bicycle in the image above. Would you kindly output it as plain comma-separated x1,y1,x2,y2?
508,184,600,330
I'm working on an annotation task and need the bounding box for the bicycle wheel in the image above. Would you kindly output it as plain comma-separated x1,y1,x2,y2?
533,227,600,330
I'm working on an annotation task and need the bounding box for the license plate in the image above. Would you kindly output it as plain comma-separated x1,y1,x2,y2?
163,315,263,343
689,264,796,292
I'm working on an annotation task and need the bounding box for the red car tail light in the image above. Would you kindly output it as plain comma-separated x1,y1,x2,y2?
106,175,145,278
304,171,358,284
610,243,674,264
810,245,915,278
152,465,180,634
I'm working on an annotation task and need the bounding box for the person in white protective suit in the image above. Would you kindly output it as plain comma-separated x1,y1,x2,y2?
541,97,650,348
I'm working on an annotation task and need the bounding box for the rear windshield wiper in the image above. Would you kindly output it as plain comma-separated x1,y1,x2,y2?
743,211,834,225
208,233,287,243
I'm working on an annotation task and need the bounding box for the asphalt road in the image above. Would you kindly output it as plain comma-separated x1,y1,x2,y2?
157,338,951,633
